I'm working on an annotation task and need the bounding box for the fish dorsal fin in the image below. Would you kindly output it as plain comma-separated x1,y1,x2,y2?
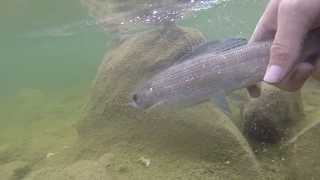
174,38,248,65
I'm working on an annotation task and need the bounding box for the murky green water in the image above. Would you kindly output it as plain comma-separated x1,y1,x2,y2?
0,0,112,95
2,0,320,180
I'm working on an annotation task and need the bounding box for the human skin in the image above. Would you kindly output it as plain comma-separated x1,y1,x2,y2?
246,0,320,98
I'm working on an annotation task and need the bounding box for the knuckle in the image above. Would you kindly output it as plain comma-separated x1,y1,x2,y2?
270,43,291,65
278,0,297,13
278,0,305,14
279,0,318,24
256,22,274,33
312,73,320,81
312,61,320,80
274,81,298,92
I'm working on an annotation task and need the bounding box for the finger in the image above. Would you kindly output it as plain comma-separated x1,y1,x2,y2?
246,84,261,98
312,58,320,80
247,0,280,98
274,62,314,92
248,0,280,44
264,0,319,84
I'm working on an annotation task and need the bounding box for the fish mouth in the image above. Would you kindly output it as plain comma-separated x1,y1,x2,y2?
129,101,151,111
129,101,139,109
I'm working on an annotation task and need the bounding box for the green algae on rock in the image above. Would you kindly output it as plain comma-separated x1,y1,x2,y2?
243,82,305,143
75,25,266,180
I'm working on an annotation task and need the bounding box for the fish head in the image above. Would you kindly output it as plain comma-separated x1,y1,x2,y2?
129,84,157,110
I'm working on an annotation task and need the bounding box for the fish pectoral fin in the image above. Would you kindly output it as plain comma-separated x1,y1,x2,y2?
227,92,250,121
227,92,250,104
211,89,232,116
146,101,166,113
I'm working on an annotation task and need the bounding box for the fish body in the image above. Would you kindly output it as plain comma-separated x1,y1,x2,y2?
130,28,320,115
173,38,248,65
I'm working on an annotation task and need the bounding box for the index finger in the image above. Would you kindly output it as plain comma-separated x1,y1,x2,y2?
248,0,280,44
246,0,280,98
264,0,320,84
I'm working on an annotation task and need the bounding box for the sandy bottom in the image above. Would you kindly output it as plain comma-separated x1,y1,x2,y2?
0,87,87,179
0,79,319,180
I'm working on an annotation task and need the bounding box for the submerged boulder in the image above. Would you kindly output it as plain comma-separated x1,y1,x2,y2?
242,80,320,179
243,82,304,143
288,121,320,179
75,25,266,180
285,79,320,179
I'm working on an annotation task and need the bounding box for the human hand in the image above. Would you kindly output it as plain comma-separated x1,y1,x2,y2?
246,0,320,98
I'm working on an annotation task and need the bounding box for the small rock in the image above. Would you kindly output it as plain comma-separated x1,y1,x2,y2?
139,157,151,167
46,152,56,158
98,153,115,168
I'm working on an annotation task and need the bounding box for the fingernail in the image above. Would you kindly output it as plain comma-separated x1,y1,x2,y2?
264,65,283,83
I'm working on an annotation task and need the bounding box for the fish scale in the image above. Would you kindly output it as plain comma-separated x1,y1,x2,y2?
151,41,271,97
130,28,320,115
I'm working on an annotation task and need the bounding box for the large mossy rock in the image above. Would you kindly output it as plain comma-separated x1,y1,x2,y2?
242,81,320,180
75,25,266,180
288,122,320,179
284,79,320,180
243,82,305,143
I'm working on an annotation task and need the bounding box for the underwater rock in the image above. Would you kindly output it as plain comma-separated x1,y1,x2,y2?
76,25,267,179
289,121,320,179
98,153,115,168
24,160,113,180
238,79,320,180
243,82,304,143
280,79,320,179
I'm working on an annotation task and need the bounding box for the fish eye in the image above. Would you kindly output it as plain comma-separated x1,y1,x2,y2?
133,94,139,102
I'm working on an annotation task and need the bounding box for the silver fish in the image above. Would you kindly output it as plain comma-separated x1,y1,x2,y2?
130,28,320,115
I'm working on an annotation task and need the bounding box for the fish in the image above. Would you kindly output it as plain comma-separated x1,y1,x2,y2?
129,27,320,116
173,38,248,65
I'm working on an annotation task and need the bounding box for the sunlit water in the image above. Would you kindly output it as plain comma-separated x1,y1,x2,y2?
3,0,319,180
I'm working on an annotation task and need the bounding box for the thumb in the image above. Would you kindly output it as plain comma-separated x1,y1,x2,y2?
263,2,314,84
